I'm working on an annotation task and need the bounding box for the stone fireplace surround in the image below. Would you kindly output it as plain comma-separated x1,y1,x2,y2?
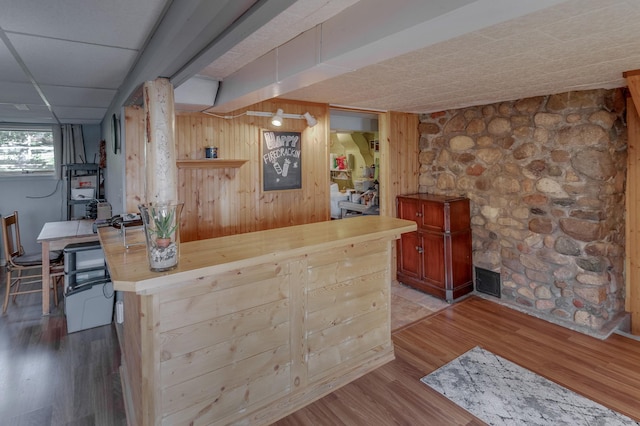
417,88,628,337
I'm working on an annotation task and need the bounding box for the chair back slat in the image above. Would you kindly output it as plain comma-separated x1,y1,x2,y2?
2,210,61,313
2,211,22,261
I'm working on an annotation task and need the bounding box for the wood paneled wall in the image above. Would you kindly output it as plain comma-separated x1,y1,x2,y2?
626,96,640,333
124,106,146,212
624,70,640,334
379,111,420,217
125,100,331,242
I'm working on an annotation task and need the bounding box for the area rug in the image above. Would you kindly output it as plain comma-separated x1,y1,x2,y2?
420,346,640,425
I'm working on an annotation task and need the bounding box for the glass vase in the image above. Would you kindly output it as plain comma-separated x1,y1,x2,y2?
138,203,183,272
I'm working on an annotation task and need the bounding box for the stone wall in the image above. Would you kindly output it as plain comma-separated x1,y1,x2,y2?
417,88,628,335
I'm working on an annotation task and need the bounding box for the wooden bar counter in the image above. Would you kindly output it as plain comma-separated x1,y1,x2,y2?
99,216,416,426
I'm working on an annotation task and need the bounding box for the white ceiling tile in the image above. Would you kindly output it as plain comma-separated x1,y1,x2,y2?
40,86,116,108
54,106,108,121
3,0,640,124
0,42,30,83
537,2,640,42
0,81,45,105
8,33,138,89
0,104,55,123
199,0,357,81
0,0,167,49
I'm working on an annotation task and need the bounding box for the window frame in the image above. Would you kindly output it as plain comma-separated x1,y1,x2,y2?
0,124,58,178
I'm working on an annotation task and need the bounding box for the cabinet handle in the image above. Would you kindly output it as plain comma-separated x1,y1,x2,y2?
415,246,424,254
415,212,423,217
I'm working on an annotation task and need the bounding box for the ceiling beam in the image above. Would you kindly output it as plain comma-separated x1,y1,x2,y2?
624,69,640,115
101,0,295,128
211,0,566,113
170,0,297,88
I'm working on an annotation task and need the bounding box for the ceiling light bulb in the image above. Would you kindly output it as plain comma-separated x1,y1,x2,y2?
303,112,317,127
271,109,284,126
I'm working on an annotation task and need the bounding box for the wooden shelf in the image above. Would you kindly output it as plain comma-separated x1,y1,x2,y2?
176,159,248,169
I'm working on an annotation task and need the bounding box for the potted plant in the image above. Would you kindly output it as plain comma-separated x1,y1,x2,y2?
152,207,177,248
139,203,183,272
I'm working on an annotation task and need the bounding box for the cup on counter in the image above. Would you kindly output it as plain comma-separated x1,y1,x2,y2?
205,146,218,158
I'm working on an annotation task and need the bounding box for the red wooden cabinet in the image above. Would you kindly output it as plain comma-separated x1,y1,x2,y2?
397,194,473,302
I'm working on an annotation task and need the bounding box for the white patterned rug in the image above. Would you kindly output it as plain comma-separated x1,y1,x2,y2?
421,346,640,426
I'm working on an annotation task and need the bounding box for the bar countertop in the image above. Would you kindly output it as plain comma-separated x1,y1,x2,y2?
98,215,416,295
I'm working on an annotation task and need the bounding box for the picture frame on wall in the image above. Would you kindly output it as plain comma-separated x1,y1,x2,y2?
111,113,120,154
261,130,302,191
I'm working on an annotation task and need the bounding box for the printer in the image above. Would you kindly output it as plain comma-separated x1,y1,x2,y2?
63,241,114,333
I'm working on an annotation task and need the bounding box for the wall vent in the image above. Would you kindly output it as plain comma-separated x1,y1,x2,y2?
475,267,501,298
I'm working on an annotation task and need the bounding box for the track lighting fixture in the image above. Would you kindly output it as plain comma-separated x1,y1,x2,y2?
212,109,318,127
271,109,284,127
247,109,318,127
303,112,317,127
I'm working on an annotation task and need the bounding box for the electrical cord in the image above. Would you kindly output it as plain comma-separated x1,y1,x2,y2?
25,179,61,199
201,111,248,119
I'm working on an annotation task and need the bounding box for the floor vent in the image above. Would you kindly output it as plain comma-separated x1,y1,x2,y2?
475,267,501,298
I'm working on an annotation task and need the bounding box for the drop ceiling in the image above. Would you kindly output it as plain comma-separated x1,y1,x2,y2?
1,0,639,127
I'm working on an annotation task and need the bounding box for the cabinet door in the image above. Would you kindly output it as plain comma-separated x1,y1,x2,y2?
451,230,473,285
397,197,420,221
421,200,445,231
397,231,422,279
422,232,445,288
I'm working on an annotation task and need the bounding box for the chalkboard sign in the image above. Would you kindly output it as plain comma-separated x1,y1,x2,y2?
261,130,302,191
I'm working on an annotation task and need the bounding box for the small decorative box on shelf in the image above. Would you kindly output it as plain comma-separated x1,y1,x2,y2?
176,159,248,169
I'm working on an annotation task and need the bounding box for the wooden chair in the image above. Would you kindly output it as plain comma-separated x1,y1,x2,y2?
2,211,64,313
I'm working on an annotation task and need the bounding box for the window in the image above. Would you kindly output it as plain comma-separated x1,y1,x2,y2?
0,126,55,175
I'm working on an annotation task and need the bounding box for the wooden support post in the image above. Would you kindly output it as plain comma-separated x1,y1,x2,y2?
143,78,178,204
624,70,640,335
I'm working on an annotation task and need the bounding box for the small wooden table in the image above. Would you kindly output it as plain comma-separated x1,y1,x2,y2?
37,220,98,315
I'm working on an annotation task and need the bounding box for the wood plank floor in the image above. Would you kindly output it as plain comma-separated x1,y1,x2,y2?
0,279,126,426
0,275,443,425
276,296,640,425
3,273,640,425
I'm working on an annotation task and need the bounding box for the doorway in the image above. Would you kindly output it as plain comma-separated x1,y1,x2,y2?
329,109,380,219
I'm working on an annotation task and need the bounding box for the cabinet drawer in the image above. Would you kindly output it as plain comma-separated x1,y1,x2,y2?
398,194,470,232
397,197,419,221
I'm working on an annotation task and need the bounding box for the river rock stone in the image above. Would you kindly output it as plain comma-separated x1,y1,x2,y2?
576,257,607,272
493,176,520,193
515,96,544,113
536,178,569,198
529,217,553,234
450,135,475,151
466,164,485,176
558,124,608,146
551,150,570,162
419,122,441,134
555,236,581,256
513,143,537,160
416,88,626,334
589,110,616,129
466,118,485,134
571,149,616,181
574,285,607,304
488,117,511,135
444,114,466,134
476,148,503,164
559,218,602,242
534,112,563,129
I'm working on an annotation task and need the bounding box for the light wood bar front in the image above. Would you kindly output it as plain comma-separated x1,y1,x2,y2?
99,216,416,426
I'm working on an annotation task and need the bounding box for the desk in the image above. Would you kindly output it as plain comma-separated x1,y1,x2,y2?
338,200,380,218
37,220,98,315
